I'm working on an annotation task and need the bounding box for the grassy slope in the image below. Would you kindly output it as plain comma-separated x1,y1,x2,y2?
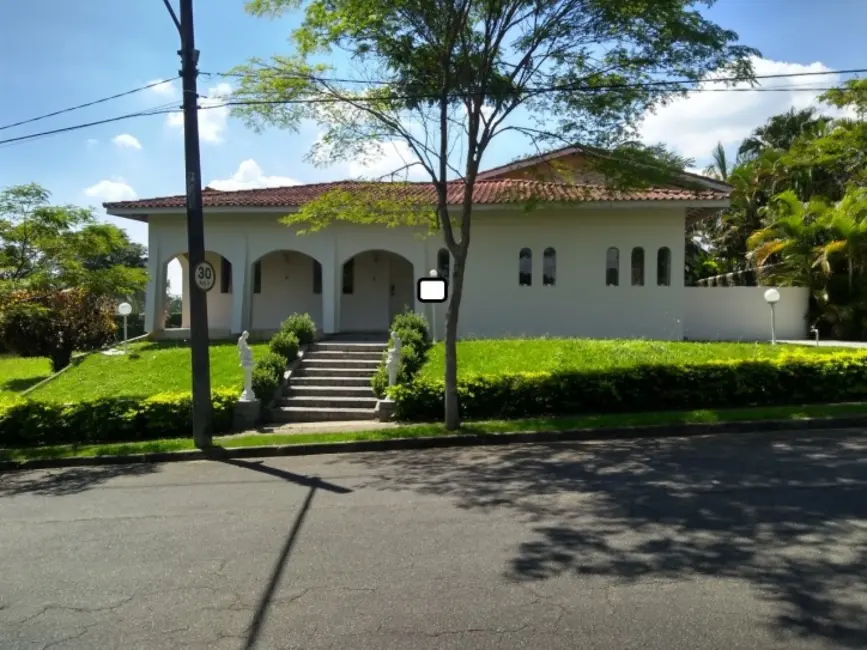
421,339,842,379
0,355,52,398
26,341,269,402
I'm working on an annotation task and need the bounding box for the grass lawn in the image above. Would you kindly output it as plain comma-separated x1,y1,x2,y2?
25,340,269,402
0,355,53,398
421,338,844,379
2,401,866,462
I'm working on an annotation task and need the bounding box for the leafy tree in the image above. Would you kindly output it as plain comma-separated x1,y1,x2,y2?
702,141,733,181
0,288,117,371
0,183,147,297
231,0,757,429
737,107,831,161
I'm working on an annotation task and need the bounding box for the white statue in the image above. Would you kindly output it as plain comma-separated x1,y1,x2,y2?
238,330,257,402
385,330,402,387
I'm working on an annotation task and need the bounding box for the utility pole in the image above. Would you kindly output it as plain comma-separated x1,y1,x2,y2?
163,0,213,448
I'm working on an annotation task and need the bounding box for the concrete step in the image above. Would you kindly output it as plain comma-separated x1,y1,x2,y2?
288,385,375,398
299,366,377,377
310,342,387,353
270,406,377,422
291,376,373,387
278,395,379,409
305,350,384,361
302,358,381,369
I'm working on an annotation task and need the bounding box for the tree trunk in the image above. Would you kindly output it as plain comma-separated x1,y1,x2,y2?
444,252,466,431
50,348,73,373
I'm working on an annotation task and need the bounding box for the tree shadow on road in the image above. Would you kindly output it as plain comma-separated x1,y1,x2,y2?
335,429,867,648
0,463,162,497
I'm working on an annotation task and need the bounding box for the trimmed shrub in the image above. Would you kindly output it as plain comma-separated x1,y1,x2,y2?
391,353,867,421
392,310,430,344
0,389,238,448
371,309,433,398
251,350,289,403
269,330,300,362
279,313,317,346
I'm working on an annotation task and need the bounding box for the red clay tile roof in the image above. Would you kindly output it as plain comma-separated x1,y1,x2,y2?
103,179,729,212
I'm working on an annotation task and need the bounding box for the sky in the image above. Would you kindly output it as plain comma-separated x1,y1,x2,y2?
1,0,866,295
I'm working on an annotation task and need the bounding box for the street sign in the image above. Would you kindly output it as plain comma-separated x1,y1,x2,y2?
193,260,216,292
117,302,132,316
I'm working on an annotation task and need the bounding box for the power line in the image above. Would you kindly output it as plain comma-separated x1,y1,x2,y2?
2,66,865,148
0,103,178,147
0,78,180,133
203,65,867,91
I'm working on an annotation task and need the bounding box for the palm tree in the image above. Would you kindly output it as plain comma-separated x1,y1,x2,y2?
703,142,731,181
816,187,867,292
738,107,832,160
746,190,829,288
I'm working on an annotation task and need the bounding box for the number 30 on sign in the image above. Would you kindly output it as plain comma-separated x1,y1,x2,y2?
193,260,216,292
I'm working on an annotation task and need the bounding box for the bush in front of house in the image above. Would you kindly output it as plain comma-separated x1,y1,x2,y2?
279,313,317,346
269,330,300,363
390,352,867,421
0,389,238,448
251,350,290,403
371,309,433,398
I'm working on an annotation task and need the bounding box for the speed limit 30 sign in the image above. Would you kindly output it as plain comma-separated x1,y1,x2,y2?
193,260,216,292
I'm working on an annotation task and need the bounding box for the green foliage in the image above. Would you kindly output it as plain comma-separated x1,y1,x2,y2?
392,352,867,421
0,183,147,296
269,330,300,361
0,389,238,448
251,350,289,402
0,288,117,371
371,309,433,398
279,312,317,346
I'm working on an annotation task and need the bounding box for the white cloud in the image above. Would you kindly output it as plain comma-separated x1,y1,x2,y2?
112,133,142,150
84,179,137,203
166,82,232,144
639,56,852,165
348,140,429,181
148,78,178,97
208,159,301,191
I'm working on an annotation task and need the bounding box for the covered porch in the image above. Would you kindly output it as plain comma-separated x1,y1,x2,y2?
145,247,422,340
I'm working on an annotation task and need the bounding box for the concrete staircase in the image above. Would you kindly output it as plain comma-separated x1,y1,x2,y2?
270,339,387,423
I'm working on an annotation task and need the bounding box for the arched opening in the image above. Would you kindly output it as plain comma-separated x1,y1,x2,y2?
519,248,532,286
543,247,556,286
631,247,645,286
657,247,672,286
437,248,450,279
340,249,414,332
249,249,324,332
606,247,619,286
161,250,233,336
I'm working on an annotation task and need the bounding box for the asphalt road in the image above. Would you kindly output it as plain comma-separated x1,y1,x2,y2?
3,429,867,649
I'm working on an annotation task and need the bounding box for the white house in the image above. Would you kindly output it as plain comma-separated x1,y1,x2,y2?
103,147,810,342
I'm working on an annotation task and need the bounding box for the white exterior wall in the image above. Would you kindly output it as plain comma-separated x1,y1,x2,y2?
683,287,809,341
145,206,689,339
437,207,687,339
251,251,323,331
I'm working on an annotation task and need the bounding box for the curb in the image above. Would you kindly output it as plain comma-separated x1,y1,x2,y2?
3,413,867,472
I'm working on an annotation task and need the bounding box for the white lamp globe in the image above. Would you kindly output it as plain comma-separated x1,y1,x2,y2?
763,288,781,304
429,269,439,277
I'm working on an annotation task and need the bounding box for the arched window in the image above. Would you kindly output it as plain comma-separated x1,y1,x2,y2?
543,247,556,286
631,247,645,286
657,247,671,286
519,248,532,286
437,248,450,279
342,258,354,294
606,247,619,286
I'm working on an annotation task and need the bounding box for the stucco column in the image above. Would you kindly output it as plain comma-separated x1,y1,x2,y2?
145,242,165,335
230,251,252,335
321,245,338,334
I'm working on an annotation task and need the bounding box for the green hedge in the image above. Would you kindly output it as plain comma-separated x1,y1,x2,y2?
391,352,867,421
371,310,432,398
0,389,238,448
250,313,316,405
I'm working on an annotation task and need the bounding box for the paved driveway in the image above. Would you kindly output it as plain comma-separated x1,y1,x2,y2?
2,429,867,649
